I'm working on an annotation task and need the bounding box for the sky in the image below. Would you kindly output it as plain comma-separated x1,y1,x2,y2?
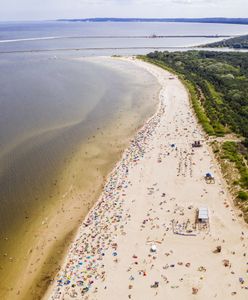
0,0,247,21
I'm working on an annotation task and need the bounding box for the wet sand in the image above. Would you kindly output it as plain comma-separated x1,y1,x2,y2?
46,57,248,300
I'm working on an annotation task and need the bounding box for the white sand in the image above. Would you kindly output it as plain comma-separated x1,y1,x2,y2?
45,57,248,300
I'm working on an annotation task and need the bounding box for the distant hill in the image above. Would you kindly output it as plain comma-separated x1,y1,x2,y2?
57,18,248,25
202,34,248,49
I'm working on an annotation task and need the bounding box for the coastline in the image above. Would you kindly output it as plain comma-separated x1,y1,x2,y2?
43,56,164,299
46,57,248,300
0,57,161,300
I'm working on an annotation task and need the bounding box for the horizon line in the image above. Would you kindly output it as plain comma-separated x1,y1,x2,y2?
1,17,248,23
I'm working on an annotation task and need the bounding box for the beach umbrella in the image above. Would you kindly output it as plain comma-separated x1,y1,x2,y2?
64,280,71,285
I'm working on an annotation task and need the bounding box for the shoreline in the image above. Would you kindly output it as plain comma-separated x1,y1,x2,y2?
43,56,164,299
0,56,161,300
46,57,247,300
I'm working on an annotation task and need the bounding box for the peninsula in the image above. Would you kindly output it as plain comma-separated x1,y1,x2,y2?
202,34,248,49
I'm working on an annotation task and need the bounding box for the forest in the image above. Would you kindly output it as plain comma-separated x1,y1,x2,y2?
203,34,248,49
146,51,248,140
142,51,248,207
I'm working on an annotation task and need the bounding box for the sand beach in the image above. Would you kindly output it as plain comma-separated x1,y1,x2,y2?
45,57,248,300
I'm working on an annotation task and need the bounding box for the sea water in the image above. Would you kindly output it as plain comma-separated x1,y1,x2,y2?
0,21,248,55
0,53,160,299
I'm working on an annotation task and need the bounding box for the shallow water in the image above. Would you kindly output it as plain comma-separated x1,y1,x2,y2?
0,55,160,299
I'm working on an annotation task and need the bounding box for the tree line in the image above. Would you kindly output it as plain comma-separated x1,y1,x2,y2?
143,51,248,203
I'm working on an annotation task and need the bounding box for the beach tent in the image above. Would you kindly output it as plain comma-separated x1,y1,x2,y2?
198,207,209,223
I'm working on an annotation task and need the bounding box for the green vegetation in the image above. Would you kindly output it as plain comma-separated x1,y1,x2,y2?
221,140,248,219
141,51,248,218
139,55,215,134
221,141,248,189
203,34,248,49
238,190,248,201
145,51,248,141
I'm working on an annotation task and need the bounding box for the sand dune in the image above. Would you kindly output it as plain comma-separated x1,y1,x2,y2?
45,57,248,300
